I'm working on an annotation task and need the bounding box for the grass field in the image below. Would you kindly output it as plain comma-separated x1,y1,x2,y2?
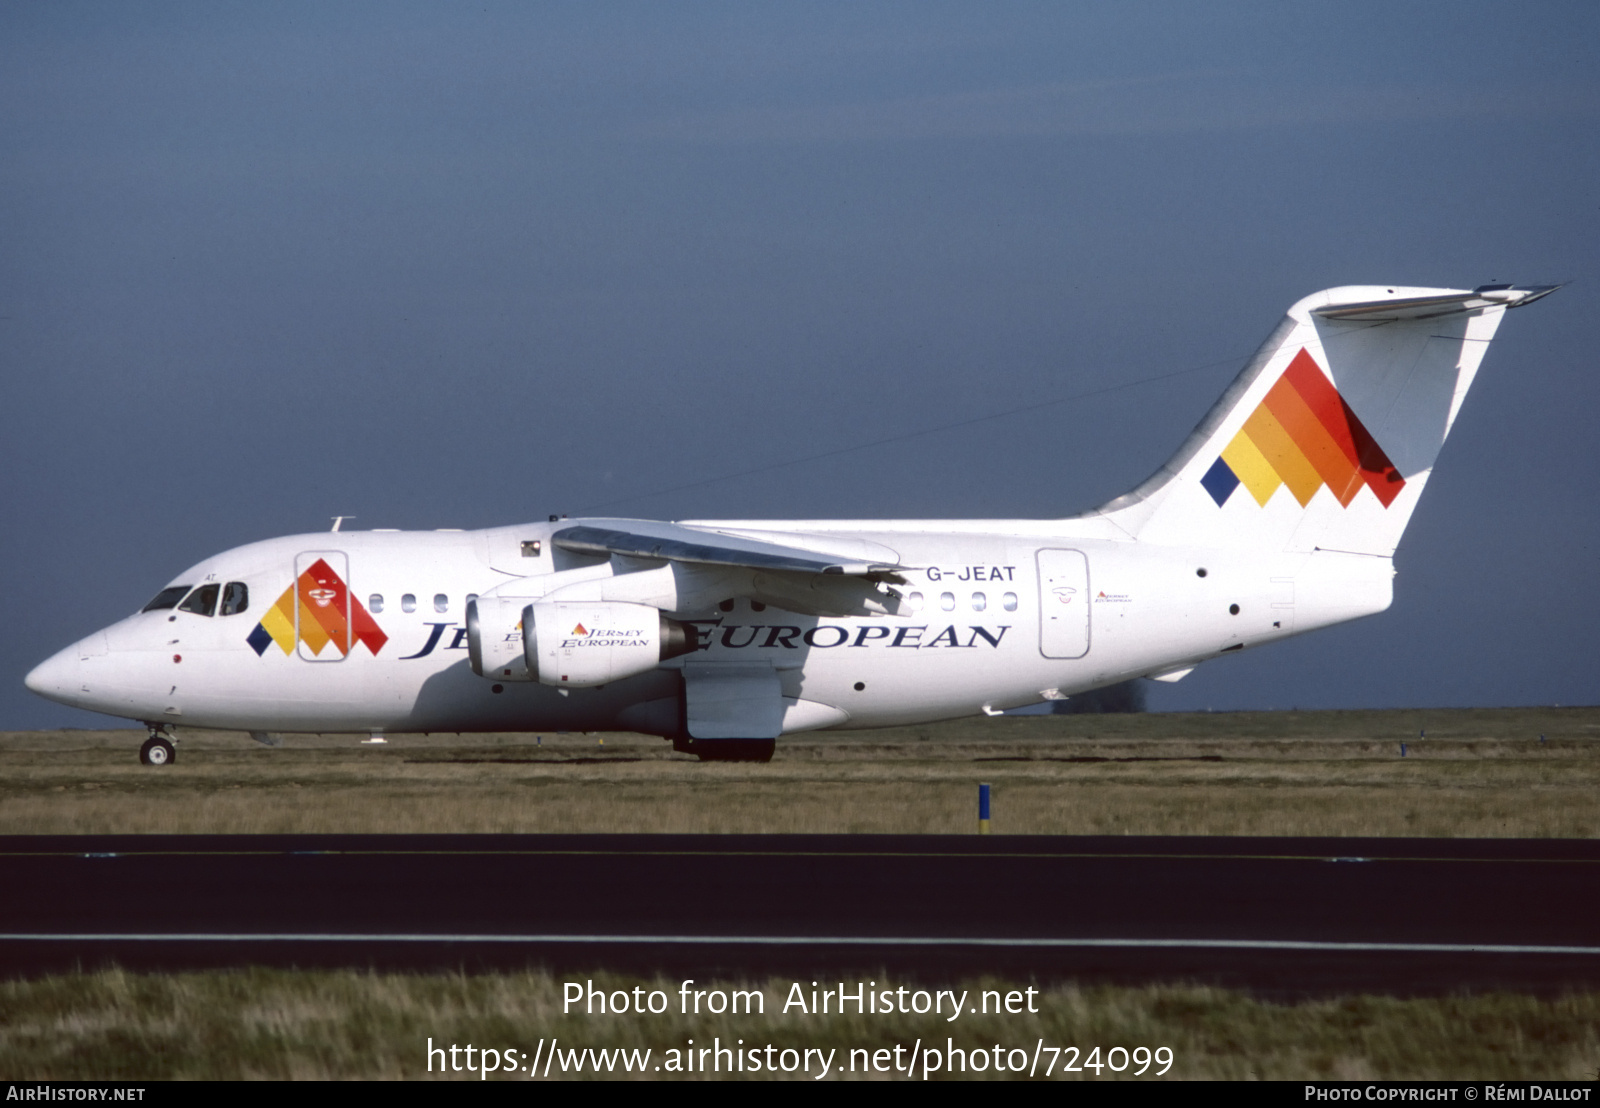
3,969,1598,1080
2,706,1596,837
3,707,1597,1080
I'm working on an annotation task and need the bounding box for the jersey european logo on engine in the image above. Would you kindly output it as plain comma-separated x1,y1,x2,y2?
1200,348,1405,509
246,558,388,657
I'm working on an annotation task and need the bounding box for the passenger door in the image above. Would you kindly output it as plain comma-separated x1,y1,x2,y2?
295,551,351,661
1037,548,1090,659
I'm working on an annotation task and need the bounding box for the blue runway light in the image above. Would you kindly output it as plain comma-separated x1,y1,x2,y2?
979,782,991,835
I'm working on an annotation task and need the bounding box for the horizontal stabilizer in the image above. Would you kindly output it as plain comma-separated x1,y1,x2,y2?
1312,285,1559,322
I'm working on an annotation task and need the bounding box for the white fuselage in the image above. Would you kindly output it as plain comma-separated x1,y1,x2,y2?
27,516,1392,737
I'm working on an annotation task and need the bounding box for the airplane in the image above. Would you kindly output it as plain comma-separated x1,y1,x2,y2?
26,283,1558,764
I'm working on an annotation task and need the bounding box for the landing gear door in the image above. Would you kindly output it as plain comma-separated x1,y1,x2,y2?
683,661,785,739
295,551,351,661
1037,548,1090,660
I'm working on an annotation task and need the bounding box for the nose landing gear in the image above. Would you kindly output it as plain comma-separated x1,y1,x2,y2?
139,724,177,766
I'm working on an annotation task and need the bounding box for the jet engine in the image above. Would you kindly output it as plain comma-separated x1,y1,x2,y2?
466,595,536,681
522,600,696,687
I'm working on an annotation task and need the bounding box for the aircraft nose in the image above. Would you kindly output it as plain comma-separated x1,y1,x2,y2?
24,645,79,702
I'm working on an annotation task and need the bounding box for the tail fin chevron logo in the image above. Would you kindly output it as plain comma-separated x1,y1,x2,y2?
1200,349,1405,509
246,558,388,657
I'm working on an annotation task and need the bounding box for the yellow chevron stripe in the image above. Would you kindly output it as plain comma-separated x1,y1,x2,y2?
259,590,296,655
1241,405,1322,507
1220,430,1281,507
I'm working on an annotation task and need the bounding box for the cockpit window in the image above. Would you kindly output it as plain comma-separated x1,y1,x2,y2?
141,585,192,613
178,583,220,617
219,582,249,616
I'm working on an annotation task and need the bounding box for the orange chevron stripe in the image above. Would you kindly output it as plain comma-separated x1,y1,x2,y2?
1209,348,1407,510
297,560,348,656
1261,373,1365,506
1240,404,1322,507
1282,348,1405,506
1281,350,1363,467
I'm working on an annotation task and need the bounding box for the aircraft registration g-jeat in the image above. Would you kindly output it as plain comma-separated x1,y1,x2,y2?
27,284,1557,763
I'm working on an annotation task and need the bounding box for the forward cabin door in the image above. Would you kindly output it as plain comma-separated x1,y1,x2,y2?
1037,548,1090,659
295,551,351,661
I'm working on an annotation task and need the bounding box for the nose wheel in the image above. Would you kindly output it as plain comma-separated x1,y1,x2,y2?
140,728,177,766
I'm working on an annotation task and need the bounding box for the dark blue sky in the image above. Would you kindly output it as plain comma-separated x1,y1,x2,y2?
5,3,1597,728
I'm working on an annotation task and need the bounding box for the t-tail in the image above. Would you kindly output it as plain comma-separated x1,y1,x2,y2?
1091,284,1558,557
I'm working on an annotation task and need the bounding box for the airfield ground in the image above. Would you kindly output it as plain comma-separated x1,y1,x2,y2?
3,707,1597,1080
4,969,1599,1081
1,706,1596,837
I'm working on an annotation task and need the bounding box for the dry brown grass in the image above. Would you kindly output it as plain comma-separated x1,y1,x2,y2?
1,706,1596,837
2,968,1597,1080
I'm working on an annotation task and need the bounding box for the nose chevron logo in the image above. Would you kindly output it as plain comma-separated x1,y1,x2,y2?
1200,348,1405,509
246,558,388,657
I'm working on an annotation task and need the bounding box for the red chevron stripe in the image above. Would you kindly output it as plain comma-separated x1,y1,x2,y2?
1280,348,1405,507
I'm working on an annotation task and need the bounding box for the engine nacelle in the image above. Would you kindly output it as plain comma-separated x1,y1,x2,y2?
466,595,536,681
522,600,696,687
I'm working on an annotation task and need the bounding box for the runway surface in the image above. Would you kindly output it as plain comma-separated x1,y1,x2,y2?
3,835,1597,993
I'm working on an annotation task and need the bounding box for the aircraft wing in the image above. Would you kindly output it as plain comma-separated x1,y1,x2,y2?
551,521,907,582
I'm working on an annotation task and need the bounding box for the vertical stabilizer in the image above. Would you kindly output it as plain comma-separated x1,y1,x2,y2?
1090,285,1556,556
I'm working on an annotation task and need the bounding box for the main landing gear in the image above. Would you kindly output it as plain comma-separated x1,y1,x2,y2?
672,737,776,763
140,725,177,766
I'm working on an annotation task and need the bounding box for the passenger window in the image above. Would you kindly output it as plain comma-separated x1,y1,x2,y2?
971,592,986,612
1002,592,1018,612
178,584,220,617
219,582,249,616
141,585,192,612
907,591,924,611
940,592,955,611
434,594,448,613
369,594,384,614
402,594,417,613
